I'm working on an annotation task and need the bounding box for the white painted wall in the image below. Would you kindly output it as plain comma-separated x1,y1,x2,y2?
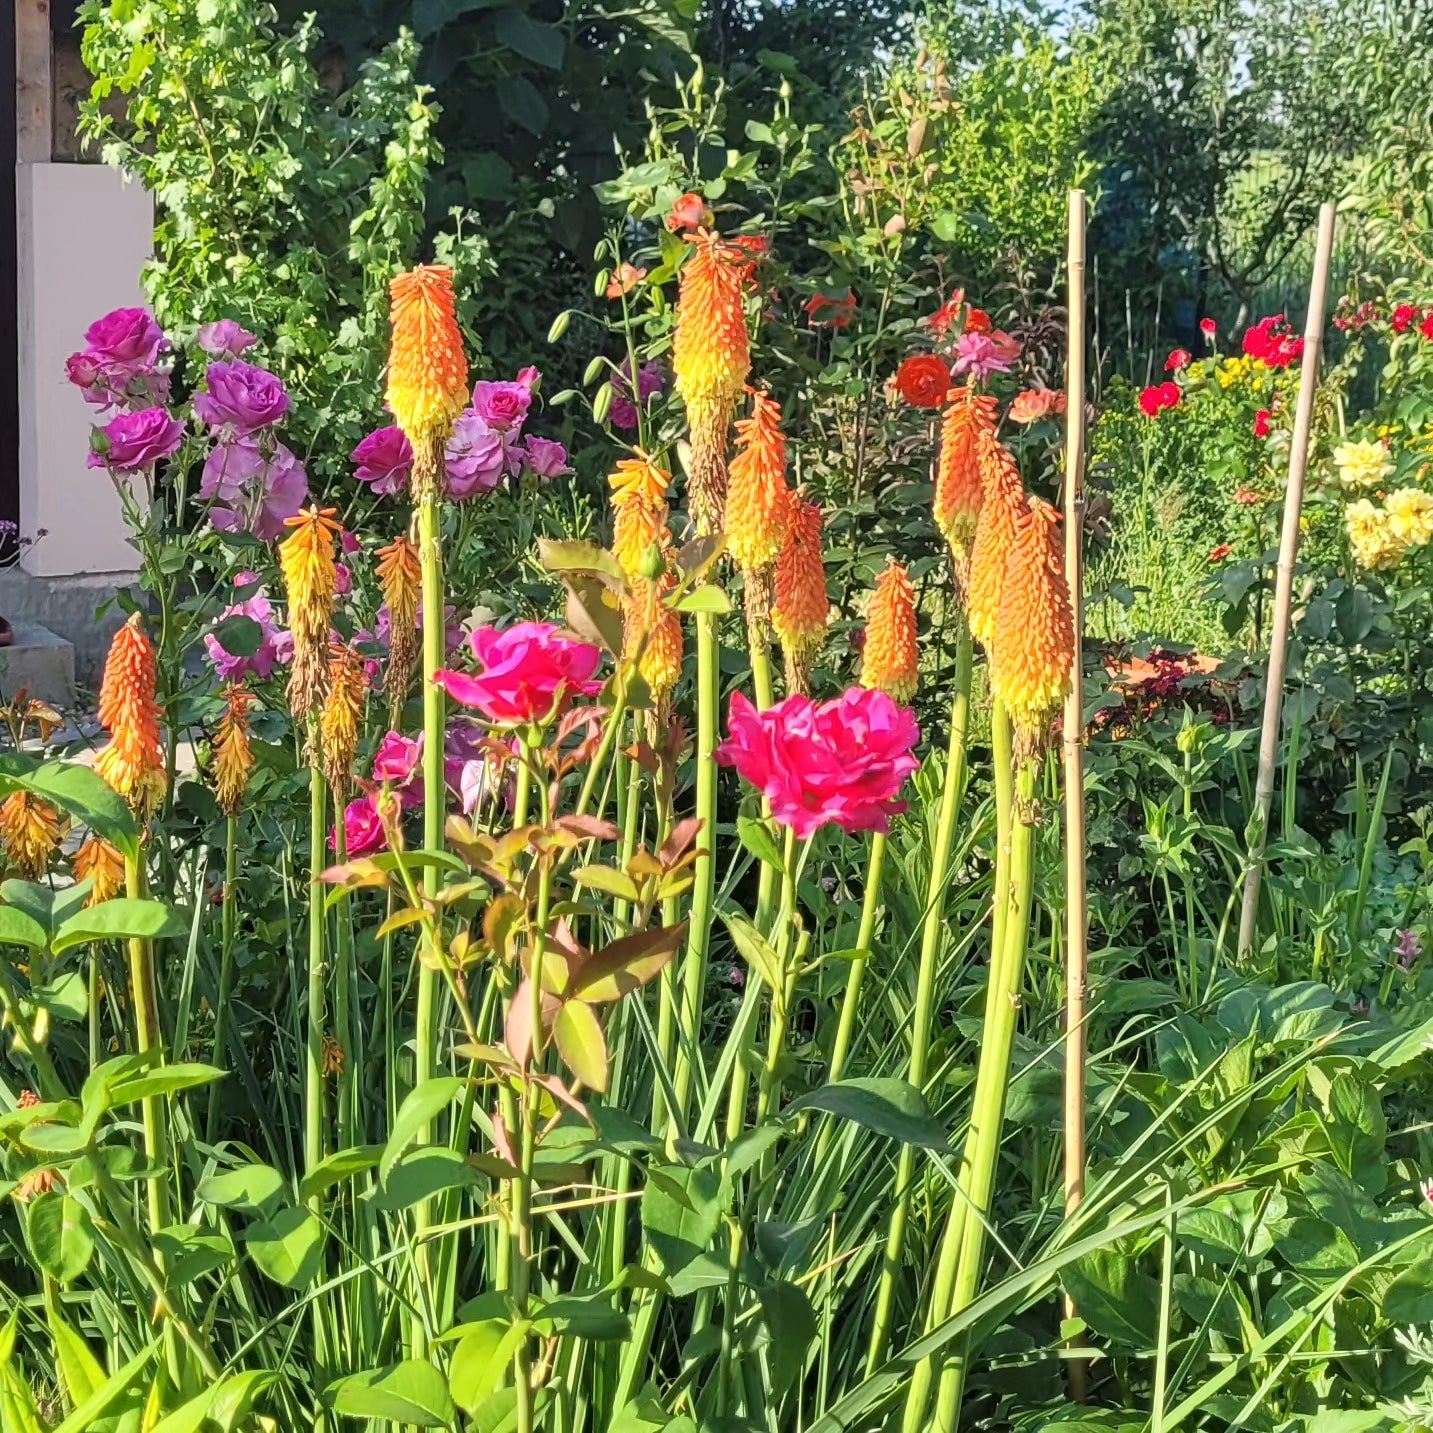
15,162,151,578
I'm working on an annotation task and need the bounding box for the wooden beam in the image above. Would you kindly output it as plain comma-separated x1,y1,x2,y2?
15,0,52,164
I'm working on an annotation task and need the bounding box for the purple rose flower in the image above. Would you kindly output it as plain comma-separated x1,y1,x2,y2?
951,332,1018,382
609,359,664,430
196,319,259,360
204,572,294,680
88,407,185,473
201,436,310,541
470,378,532,433
193,360,291,436
352,425,413,497
84,307,167,369
522,437,570,479
444,410,508,499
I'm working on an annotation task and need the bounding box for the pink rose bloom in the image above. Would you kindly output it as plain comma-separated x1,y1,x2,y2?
952,331,1017,382
522,437,570,478
334,563,352,597
715,687,921,839
196,320,259,359
193,360,291,435
340,527,361,555
201,437,310,541
84,307,167,369
1008,387,1067,424
332,795,386,856
470,378,532,433
352,425,412,496
434,621,604,725
515,366,541,390
609,359,664,430
88,407,185,473
445,410,509,499
204,572,293,679
373,730,423,785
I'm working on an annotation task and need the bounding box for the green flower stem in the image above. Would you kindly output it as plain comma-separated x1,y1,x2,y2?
206,813,239,1142
865,625,973,1373
333,814,355,1152
927,754,1039,1433
304,761,328,1209
413,489,447,1353
748,620,779,930
125,852,171,1237
827,831,887,1086
672,608,719,1123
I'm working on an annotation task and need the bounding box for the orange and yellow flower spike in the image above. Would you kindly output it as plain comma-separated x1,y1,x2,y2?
0,791,64,879
966,429,1027,652
386,266,469,500
934,384,999,591
991,497,1075,760
279,506,342,725
672,232,755,534
94,613,166,817
608,454,672,581
72,833,125,905
771,493,828,693
861,557,919,705
376,533,421,722
727,388,793,631
319,644,368,799
213,683,256,818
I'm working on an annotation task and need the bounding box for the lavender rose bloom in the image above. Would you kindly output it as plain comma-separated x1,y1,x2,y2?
444,410,507,499
204,572,293,679
193,360,291,435
522,436,570,479
84,307,167,369
88,407,185,473
201,436,309,540
196,319,259,360
352,425,413,497
609,360,664,430
470,378,532,433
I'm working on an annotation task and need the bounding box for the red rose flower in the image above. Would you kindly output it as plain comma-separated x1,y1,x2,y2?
964,306,992,335
1199,317,1217,338
805,291,856,329
1165,348,1191,371
1138,382,1181,418
1208,543,1232,563
1391,304,1421,334
1254,409,1271,438
1421,312,1433,342
893,353,953,409
926,291,965,335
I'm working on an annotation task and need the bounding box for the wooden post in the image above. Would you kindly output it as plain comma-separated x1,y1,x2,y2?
1061,190,1090,1399
15,0,53,164
1237,201,1337,959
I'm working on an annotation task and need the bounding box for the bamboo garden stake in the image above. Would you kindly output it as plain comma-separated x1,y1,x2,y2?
1061,188,1092,1401
1237,202,1337,958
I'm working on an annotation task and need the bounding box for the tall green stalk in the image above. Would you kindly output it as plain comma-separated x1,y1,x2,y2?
866,623,973,1372
207,814,239,1142
672,608,719,1122
304,761,327,1203
827,832,887,1087
124,854,171,1237
909,751,1039,1433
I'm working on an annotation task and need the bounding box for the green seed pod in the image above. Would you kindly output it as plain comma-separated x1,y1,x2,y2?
593,382,613,425
547,310,572,344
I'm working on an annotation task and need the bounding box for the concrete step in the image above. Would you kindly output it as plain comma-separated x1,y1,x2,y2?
0,622,77,707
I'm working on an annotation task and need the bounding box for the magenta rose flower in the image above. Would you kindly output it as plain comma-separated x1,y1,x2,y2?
470,377,533,433
204,572,293,680
716,687,920,838
84,307,167,369
201,436,309,541
193,360,291,435
521,436,570,479
88,407,185,473
332,795,386,856
373,730,423,785
353,425,413,496
196,319,259,360
434,622,604,725
445,410,508,499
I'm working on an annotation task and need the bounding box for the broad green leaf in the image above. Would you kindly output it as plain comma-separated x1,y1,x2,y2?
721,910,784,993
783,1078,949,1151
373,1147,479,1211
245,1207,323,1289
197,1162,287,1213
641,1163,725,1276
299,1144,383,1204
1061,1249,1161,1348
109,1063,224,1107
153,1225,236,1286
1382,1259,1433,1323
381,1077,464,1182
53,898,187,954
19,763,139,860
553,1000,608,1091
449,1320,529,1415
26,1192,95,1283
30,970,87,1022
672,585,731,614
208,613,262,657
328,1360,457,1426
47,1305,105,1406
204,1369,276,1431
736,816,784,871
531,1293,630,1340
51,1340,157,1433
758,1280,817,1394
0,905,48,949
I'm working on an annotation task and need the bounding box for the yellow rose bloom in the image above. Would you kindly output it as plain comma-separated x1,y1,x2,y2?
1345,498,1407,569
1385,486,1433,547
1333,437,1395,491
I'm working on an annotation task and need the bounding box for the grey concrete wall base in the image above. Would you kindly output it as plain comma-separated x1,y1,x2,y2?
0,623,77,707
0,569,138,691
